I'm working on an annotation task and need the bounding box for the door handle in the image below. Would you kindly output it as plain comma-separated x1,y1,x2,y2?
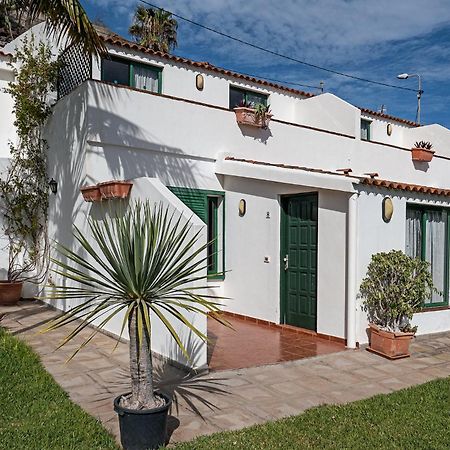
283,254,289,271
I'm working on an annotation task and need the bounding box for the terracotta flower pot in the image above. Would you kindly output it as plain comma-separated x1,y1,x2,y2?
98,181,133,200
233,107,272,128
0,281,23,306
411,147,435,162
80,185,101,202
368,324,414,359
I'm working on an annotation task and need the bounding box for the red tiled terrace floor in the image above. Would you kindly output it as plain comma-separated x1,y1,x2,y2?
207,315,346,371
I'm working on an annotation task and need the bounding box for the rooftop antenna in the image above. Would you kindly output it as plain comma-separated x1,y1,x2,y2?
378,104,387,114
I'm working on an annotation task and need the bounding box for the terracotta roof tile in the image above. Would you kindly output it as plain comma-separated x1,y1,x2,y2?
361,177,450,196
225,157,450,196
102,36,314,98
102,36,419,128
223,156,359,179
360,107,418,127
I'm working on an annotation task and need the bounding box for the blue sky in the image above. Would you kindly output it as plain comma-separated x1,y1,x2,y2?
81,0,450,127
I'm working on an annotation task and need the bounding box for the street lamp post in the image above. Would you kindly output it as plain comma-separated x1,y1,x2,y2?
397,73,423,125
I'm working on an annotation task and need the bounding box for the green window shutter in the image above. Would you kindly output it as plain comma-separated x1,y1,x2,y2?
168,187,208,223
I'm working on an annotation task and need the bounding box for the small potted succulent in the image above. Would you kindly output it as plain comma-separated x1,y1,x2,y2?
360,250,436,359
233,100,272,128
411,141,435,162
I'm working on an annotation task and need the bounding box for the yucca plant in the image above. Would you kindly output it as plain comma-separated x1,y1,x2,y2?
43,200,227,410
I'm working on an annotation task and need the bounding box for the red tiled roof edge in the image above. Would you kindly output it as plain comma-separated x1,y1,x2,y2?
102,36,420,128
224,157,450,196
360,107,419,127
361,177,450,196
223,156,361,180
102,36,314,99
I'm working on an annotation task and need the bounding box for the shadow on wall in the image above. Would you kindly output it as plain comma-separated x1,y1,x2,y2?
86,82,202,189
238,123,272,144
46,81,204,315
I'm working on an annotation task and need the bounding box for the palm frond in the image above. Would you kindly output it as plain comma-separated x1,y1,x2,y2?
24,0,107,57
43,200,229,360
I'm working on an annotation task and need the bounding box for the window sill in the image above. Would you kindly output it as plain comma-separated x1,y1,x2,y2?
207,274,225,281
418,305,450,313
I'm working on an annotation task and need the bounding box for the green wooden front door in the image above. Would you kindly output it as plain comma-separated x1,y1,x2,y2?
280,193,318,331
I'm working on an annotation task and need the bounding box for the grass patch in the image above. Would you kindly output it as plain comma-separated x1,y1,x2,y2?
0,327,119,450
175,377,450,449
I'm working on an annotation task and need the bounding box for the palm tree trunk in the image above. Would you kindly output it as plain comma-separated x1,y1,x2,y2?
128,308,158,409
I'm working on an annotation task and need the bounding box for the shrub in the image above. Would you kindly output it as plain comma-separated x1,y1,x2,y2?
360,250,436,333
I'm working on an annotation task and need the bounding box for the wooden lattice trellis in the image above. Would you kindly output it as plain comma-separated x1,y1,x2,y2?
57,44,92,99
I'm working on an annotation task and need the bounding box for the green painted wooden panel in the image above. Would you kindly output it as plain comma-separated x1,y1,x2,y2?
168,187,208,223
281,193,318,331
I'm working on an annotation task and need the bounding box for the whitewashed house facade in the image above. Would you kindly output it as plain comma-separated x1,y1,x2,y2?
2,25,450,368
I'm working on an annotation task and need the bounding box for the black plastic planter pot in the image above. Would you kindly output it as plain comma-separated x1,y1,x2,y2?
114,392,172,450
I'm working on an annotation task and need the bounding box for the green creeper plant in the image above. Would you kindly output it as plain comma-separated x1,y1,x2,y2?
0,36,59,282
43,200,228,410
360,250,437,333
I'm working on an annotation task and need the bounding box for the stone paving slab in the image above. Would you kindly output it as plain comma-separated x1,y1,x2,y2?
2,300,450,446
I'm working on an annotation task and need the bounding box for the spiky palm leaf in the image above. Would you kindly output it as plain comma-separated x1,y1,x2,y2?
129,5,178,53
43,200,228,409
22,0,107,56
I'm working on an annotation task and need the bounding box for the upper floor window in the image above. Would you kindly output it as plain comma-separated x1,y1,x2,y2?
101,56,162,93
360,119,371,141
229,86,268,109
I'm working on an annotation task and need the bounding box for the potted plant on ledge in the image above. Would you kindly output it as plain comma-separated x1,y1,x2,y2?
233,100,272,128
43,200,228,450
360,250,436,359
411,141,435,162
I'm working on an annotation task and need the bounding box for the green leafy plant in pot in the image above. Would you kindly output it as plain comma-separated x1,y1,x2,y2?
360,250,436,359
43,200,229,450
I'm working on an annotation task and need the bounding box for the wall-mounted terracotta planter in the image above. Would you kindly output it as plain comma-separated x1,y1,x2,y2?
0,281,23,306
233,107,272,128
98,181,133,200
80,185,101,202
368,324,414,359
411,147,435,162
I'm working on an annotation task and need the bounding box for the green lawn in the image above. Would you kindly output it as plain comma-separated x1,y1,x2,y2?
175,377,450,450
0,327,119,450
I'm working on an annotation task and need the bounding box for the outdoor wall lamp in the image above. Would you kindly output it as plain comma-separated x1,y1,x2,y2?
382,197,393,223
48,178,57,195
396,73,423,125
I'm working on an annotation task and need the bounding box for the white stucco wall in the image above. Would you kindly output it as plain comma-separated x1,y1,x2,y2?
3,23,450,349
355,188,450,344
223,176,348,339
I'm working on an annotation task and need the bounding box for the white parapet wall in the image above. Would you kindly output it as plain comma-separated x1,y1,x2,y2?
46,177,208,370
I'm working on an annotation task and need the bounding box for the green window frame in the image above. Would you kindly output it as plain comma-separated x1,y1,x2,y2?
168,187,225,279
229,85,268,109
406,204,450,307
360,119,371,141
101,56,162,93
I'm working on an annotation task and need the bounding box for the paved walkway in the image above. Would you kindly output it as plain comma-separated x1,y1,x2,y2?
2,301,450,446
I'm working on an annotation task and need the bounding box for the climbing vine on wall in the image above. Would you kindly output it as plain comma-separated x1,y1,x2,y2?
0,35,60,281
